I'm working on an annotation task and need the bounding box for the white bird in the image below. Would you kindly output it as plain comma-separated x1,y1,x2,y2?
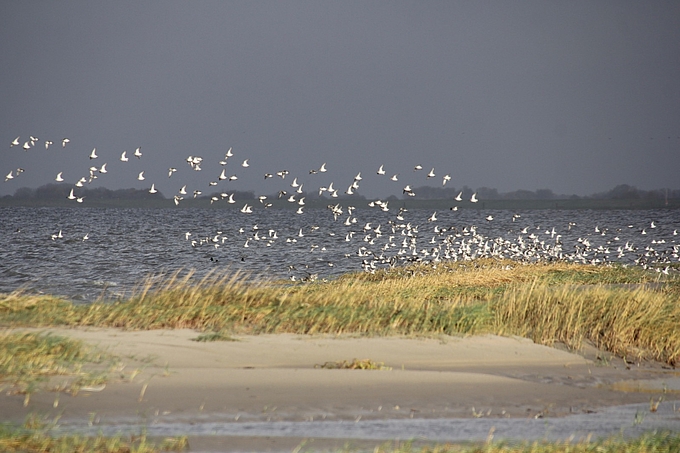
55,172,64,182
291,177,299,188
75,177,86,187
219,169,227,180
82,233,89,241
99,163,107,173
10,136,20,147
455,191,463,202
296,206,304,214
225,147,234,158
61,138,70,147
227,193,236,204
377,165,386,175
67,188,76,200
228,175,238,181
470,193,478,203
76,196,85,203
354,172,362,181
179,185,187,194
22,141,31,151
242,159,249,167
414,164,423,171
427,168,435,178
428,212,437,222
486,215,494,221
134,147,142,158
319,162,327,172
149,183,158,194
241,203,253,213
120,151,129,162
4,171,13,181
44,140,53,149
390,174,398,181
138,171,145,181
168,168,177,177
89,148,98,159
443,175,451,185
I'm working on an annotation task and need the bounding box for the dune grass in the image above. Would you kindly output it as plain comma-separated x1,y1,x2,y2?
371,431,680,453
0,416,187,453
0,260,678,366
0,332,116,398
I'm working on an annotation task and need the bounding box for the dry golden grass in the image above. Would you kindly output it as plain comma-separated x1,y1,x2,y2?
0,260,677,365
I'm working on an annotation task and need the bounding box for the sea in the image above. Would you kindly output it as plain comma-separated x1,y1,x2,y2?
1,206,678,302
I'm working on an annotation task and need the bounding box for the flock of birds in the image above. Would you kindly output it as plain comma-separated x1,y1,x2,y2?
4,135,680,282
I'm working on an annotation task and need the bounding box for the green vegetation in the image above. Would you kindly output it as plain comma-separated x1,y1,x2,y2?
0,261,678,366
368,431,680,453
0,416,187,453
0,332,116,398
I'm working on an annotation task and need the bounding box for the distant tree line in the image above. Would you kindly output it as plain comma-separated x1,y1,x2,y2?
3,182,678,202
406,184,680,201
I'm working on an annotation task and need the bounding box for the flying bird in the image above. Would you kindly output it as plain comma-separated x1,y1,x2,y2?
134,147,142,158
377,165,386,175
149,184,158,194
55,172,64,182
89,148,98,159
470,193,478,203
10,136,20,147
61,138,70,147
120,151,129,162
138,171,145,181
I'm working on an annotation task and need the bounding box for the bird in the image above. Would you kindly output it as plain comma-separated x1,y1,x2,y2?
414,164,423,171
455,191,463,202
67,189,76,200
138,171,145,181
61,138,70,148
179,185,187,194
390,174,398,181
319,162,327,172
56,172,64,182
44,140,53,149
470,193,478,203
242,159,249,167
22,141,31,151
219,169,227,180
99,163,107,174
10,136,20,147
168,168,177,177
443,175,451,185
89,148,98,159
377,165,386,175
120,151,129,162
427,168,435,178
149,183,158,194
134,147,142,158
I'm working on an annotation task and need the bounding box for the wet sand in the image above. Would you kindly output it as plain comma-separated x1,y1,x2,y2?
2,329,679,452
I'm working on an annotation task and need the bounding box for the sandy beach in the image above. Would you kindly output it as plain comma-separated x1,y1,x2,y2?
2,328,679,452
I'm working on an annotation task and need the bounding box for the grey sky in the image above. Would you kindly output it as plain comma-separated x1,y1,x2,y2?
2,1,679,198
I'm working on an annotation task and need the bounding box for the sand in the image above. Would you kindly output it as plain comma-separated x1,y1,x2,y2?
2,328,678,452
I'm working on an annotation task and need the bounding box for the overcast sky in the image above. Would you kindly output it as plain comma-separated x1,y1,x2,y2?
1,1,679,199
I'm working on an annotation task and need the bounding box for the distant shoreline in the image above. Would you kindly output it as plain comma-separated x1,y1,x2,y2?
1,197,678,210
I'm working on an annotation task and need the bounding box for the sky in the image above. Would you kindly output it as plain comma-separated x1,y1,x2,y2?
1,1,679,199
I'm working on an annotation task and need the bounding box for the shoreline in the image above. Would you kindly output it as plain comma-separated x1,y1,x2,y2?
2,329,679,451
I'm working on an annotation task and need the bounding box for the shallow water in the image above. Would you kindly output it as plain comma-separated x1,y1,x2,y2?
59,401,680,446
1,206,678,301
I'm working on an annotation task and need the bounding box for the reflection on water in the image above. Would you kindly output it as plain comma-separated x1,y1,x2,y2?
1,206,678,301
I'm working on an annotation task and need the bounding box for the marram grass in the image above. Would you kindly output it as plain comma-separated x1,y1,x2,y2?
0,260,678,365
0,332,115,395
370,431,680,453
0,416,187,453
